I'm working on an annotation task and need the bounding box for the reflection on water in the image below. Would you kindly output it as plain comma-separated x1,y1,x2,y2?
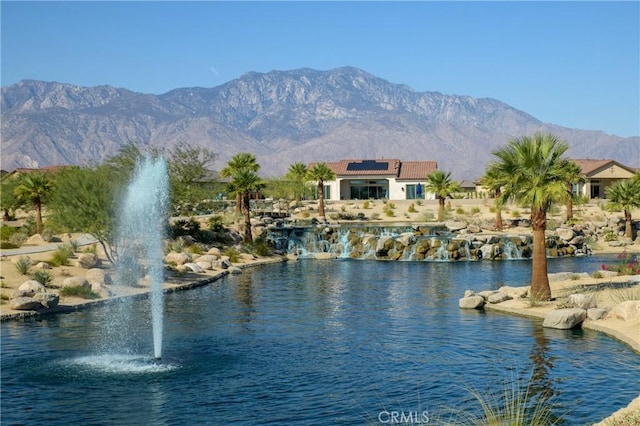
1,256,639,425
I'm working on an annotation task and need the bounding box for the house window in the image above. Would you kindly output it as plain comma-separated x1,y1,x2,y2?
405,184,423,199
590,180,601,199
323,185,331,200
349,179,388,199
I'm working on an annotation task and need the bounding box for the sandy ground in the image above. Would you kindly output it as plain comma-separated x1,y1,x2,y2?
1,199,639,423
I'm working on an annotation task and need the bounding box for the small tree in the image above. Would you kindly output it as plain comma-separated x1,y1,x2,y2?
220,153,260,215
0,176,21,221
307,163,336,218
227,170,265,243
285,162,309,202
487,133,574,300
424,170,461,221
14,172,54,235
167,143,217,209
606,176,640,240
563,162,586,221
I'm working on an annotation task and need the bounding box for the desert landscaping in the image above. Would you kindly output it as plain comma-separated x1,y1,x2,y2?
1,197,639,424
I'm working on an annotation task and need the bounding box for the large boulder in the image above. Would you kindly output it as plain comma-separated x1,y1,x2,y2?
86,268,112,286
487,292,512,304
498,286,529,299
567,294,597,310
183,263,205,273
10,297,43,311
75,253,100,269
543,308,587,329
164,252,192,265
17,280,47,295
62,277,90,289
33,293,59,309
459,295,485,309
607,301,640,321
91,282,112,299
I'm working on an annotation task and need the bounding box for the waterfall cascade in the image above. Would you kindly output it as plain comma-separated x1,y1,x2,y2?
267,224,592,262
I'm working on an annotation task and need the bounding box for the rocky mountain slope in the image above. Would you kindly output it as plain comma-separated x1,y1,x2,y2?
2,67,638,179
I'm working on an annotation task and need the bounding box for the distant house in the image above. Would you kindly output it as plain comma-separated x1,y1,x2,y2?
570,159,637,199
309,159,438,201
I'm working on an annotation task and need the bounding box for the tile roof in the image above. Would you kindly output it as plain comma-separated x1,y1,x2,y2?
316,159,437,179
570,159,635,176
397,161,438,180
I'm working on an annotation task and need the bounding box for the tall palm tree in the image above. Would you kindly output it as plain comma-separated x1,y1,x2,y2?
486,133,574,301
606,178,640,239
306,163,336,218
563,161,586,222
14,172,54,235
227,169,265,243
285,162,308,202
220,153,260,215
480,167,504,230
424,170,461,221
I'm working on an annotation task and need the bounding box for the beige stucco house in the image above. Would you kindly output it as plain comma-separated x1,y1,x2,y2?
312,159,438,201
571,159,637,199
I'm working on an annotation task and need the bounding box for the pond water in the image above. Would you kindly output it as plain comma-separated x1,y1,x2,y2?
2,255,639,425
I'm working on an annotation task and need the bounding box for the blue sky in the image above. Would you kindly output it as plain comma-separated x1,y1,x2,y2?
2,1,639,137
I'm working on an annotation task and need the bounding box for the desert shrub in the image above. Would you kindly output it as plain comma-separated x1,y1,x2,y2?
223,247,241,263
14,257,32,275
9,232,27,247
489,206,497,213
30,270,54,287
249,237,272,256
186,243,205,255
608,285,640,304
168,239,185,253
601,252,640,275
82,244,98,254
408,203,417,213
59,285,100,299
592,271,604,279
456,207,466,215
419,211,436,222
0,242,19,249
51,244,74,266
67,239,80,252
511,209,521,218
207,215,226,232
384,209,395,217
42,228,55,242
300,211,310,218
168,217,202,239
370,212,380,220
471,207,481,215
603,230,618,242
362,200,371,209
0,225,20,241
328,213,339,221
415,200,423,206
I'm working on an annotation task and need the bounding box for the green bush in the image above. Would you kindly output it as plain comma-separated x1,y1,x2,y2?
362,200,371,209
0,225,20,241
59,285,100,299
408,203,417,213
0,241,19,249
49,245,73,267
9,232,27,247
223,247,241,263
15,257,32,275
30,270,54,287
471,207,481,215
207,215,226,232
249,237,272,256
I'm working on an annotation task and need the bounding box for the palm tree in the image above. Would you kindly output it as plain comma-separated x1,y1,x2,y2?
306,163,336,218
480,167,504,230
220,153,260,215
606,178,640,239
227,169,265,243
563,162,586,222
424,170,461,221
486,133,574,301
14,172,54,235
285,162,308,202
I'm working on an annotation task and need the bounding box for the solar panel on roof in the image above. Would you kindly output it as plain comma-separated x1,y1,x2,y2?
346,160,389,171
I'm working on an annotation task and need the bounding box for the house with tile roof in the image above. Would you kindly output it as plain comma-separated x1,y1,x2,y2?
309,159,438,201
570,159,637,199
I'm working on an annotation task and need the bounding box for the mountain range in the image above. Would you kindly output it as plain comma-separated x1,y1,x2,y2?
1,66,638,180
